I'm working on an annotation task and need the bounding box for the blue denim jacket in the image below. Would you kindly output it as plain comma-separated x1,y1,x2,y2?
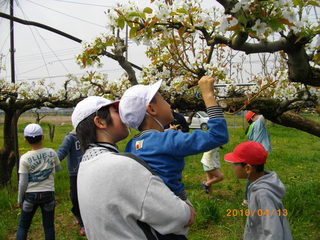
57,132,83,176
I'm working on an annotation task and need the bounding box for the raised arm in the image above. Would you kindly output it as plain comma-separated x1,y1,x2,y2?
198,75,218,107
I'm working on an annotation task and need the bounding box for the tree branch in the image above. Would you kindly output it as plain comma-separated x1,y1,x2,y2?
0,12,82,43
272,111,320,137
212,35,289,54
101,50,140,85
215,0,238,14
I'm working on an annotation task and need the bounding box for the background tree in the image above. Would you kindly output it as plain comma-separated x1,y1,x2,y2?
0,77,97,186
78,0,320,136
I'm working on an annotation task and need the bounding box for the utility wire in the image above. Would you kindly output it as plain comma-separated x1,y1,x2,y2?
0,0,9,9
0,31,11,53
36,33,70,73
44,0,112,8
18,58,74,75
17,4,71,74
9,68,124,81
16,5,52,79
15,47,80,61
26,0,106,28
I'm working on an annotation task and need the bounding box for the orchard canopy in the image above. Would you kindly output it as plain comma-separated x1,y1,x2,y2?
77,0,320,136
0,0,319,186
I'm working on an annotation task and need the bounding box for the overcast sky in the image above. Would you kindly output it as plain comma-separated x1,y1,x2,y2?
0,0,162,87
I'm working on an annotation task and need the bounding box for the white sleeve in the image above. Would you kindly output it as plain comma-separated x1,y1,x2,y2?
18,155,29,174
18,173,28,203
51,150,61,171
140,175,190,235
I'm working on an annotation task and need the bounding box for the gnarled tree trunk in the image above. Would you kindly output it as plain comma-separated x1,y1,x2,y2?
0,109,20,186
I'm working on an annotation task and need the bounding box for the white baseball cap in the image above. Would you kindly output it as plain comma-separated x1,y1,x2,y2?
24,123,43,137
119,80,162,130
72,96,119,129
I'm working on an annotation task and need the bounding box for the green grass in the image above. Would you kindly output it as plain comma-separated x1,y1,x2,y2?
0,115,319,239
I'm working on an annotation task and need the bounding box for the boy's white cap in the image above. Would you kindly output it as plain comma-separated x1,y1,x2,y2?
119,80,162,130
72,96,119,129
24,123,43,137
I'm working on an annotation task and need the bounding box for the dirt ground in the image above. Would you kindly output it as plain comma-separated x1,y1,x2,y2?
19,115,72,125
0,114,72,125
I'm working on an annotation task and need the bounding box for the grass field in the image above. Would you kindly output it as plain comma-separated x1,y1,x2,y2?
0,113,319,239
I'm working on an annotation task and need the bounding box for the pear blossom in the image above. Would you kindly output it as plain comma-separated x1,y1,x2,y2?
231,2,242,13
218,16,238,34
252,19,267,36
229,18,239,27
315,35,320,48
282,9,297,23
219,17,229,33
273,0,287,8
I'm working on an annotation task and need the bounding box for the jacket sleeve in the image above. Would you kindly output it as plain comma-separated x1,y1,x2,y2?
140,175,191,235
165,106,228,156
57,134,71,161
162,117,228,156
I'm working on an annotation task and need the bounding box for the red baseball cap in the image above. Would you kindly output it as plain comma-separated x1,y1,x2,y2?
245,111,255,122
224,141,267,165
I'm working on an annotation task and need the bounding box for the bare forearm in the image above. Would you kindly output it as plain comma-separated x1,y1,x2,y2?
202,92,218,107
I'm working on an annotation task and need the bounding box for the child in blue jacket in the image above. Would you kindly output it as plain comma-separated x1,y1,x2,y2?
57,131,85,236
119,76,229,239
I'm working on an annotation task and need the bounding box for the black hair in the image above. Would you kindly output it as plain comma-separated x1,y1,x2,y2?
137,95,158,131
25,135,43,144
240,162,264,173
76,106,112,151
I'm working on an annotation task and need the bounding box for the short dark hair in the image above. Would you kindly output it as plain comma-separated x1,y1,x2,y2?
76,106,112,151
240,162,264,173
25,135,43,144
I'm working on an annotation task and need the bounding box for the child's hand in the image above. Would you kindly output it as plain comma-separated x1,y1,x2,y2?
198,76,217,107
185,205,196,227
198,76,214,94
170,124,180,131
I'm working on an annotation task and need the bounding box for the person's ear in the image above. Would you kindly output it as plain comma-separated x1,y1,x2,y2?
146,103,157,116
93,116,107,129
244,164,253,175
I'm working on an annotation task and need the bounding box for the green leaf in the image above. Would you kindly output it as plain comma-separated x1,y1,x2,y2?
143,7,153,14
238,14,248,26
169,12,178,16
129,27,138,38
176,8,187,14
268,19,285,31
105,39,116,47
313,52,320,65
117,18,125,29
292,0,301,6
128,12,141,18
308,0,320,7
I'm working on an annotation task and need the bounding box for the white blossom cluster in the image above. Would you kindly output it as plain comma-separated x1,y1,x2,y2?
230,0,314,39
107,0,216,44
218,15,239,34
